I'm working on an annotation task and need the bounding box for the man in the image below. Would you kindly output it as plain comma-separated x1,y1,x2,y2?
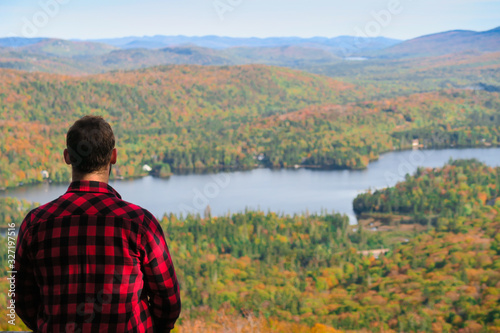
14,115,181,332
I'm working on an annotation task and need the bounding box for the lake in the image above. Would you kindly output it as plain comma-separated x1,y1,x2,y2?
2,148,500,224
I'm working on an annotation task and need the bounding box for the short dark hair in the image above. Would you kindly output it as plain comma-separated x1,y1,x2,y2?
66,115,115,174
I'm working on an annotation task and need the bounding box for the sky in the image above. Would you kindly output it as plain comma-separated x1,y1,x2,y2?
0,0,499,41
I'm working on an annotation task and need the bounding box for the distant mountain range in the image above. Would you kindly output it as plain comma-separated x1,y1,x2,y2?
0,26,498,74
376,26,500,58
85,35,401,54
0,37,47,47
0,35,401,58
0,41,343,74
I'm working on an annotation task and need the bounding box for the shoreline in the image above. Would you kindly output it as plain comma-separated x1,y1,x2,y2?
1,144,498,193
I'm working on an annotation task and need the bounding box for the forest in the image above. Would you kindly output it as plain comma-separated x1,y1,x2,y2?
0,63,500,189
1,159,500,332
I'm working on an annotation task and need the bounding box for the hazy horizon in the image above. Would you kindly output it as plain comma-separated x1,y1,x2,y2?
1,0,499,41
1,24,499,43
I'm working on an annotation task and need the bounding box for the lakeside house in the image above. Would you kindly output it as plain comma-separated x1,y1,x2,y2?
358,249,390,259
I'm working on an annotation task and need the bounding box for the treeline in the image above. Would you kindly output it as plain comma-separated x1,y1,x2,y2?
353,158,500,230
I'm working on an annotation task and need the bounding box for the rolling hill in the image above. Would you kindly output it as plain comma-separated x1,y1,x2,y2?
0,38,344,74
19,38,118,57
377,26,500,58
0,64,361,187
303,50,500,97
0,37,47,47
0,63,499,188
97,45,341,70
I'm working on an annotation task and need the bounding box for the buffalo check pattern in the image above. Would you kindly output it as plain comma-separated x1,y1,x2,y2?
13,180,181,333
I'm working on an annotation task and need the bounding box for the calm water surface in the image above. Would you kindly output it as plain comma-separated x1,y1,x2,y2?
2,148,500,224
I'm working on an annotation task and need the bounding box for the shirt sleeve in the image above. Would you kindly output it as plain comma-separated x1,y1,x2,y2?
13,211,41,331
140,211,181,332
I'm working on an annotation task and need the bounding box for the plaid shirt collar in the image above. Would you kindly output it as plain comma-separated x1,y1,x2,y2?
66,180,122,199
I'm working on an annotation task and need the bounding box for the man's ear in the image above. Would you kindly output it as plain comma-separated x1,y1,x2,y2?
63,148,72,165
110,148,117,165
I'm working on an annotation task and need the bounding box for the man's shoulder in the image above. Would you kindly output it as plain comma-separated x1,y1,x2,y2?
100,197,162,236
110,196,157,221
19,198,59,233
24,196,61,222
23,192,157,225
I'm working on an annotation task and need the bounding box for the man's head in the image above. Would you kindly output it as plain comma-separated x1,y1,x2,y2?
64,115,117,180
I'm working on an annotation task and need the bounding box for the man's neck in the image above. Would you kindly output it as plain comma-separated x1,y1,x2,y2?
72,171,109,184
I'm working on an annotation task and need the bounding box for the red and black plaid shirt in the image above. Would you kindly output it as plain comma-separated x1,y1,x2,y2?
13,180,181,333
